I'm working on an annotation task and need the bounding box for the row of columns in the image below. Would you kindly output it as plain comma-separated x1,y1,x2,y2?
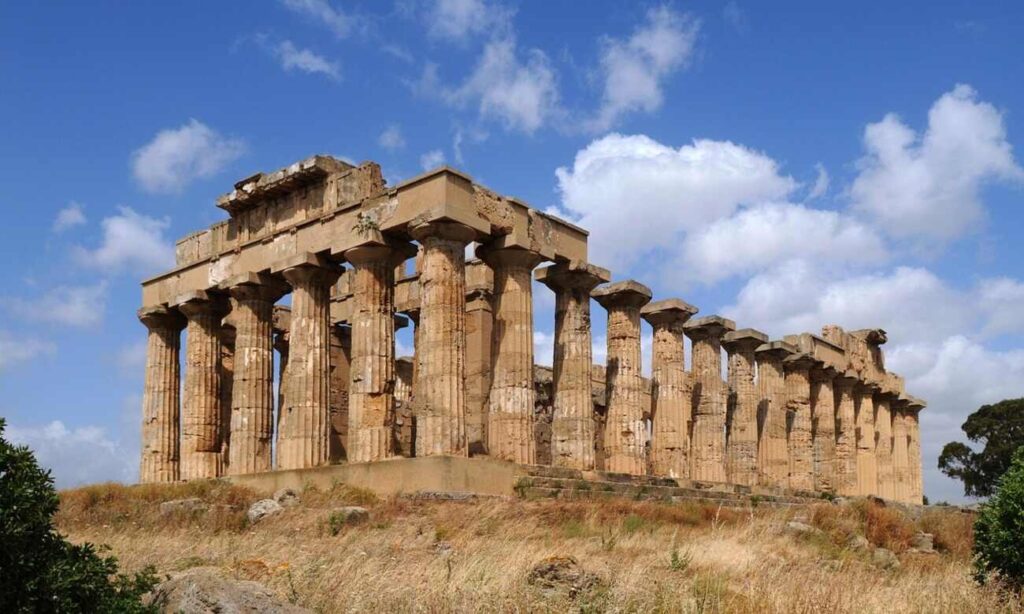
140,225,924,504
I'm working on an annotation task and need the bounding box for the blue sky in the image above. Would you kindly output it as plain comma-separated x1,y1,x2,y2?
1,1,1022,502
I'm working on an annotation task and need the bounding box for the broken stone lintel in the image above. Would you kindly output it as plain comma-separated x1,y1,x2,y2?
851,328,888,345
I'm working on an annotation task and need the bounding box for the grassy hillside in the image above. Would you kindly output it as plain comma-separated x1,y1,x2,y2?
56,481,1020,613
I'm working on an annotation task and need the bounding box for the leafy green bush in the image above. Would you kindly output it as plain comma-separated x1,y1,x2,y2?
0,418,158,612
973,445,1024,590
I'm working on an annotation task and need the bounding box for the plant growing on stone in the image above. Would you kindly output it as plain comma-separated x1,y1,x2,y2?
973,445,1024,591
0,418,158,612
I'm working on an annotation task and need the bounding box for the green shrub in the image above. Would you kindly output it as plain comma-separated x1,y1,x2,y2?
0,418,158,612
973,446,1024,590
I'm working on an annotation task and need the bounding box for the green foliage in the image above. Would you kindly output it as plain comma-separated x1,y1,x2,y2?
939,398,1024,497
0,418,158,612
973,445,1024,590
669,547,692,572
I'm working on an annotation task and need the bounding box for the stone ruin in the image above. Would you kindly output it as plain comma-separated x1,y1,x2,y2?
137,155,926,505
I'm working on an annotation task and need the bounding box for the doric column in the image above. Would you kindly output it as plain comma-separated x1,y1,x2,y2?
478,246,546,464
277,254,341,470
138,305,186,483
722,328,767,487
891,397,910,503
592,280,652,475
906,397,926,504
810,365,838,494
536,261,610,470
464,287,493,455
684,315,736,483
219,323,235,471
784,353,816,491
755,341,796,487
875,391,896,500
177,290,229,480
343,238,414,463
855,381,880,496
328,323,352,461
833,369,859,496
410,221,476,457
222,274,287,476
642,299,699,478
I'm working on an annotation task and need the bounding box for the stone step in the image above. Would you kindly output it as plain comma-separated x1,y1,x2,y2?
517,475,821,507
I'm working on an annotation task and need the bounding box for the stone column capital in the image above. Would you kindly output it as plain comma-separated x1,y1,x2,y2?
535,261,610,292
222,272,290,303
174,290,229,320
343,235,417,267
276,253,343,288
833,368,860,389
475,244,546,270
755,339,798,361
409,220,477,244
138,305,186,331
810,364,840,383
783,352,818,374
683,315,736,342
641,298,699,331
722,328,768,353
854,380,882,396
592,280,652,310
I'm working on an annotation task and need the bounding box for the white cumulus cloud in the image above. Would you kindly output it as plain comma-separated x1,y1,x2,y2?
73,207,175,275
3,282,108,328
0,332,55,371
589,6,699,132
52,202,86,233
5,420,136,488
379,124,406,151
419,149,446,170
978,277,1024,336
555,133,796,271
281,0,359,38
132,119,245,194
679,202,887,284
275,40,340,80
446,37,561,134
850,84,1024,241
426,0,511,42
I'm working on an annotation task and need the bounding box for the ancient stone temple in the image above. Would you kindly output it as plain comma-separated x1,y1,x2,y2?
138,155,927,505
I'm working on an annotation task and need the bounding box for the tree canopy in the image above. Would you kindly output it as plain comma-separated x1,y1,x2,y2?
0,417,157,612
938,398,1024,498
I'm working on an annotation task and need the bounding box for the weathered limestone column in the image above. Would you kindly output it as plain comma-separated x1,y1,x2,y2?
642,299,699,479
177,291,229,480
344,238,414,463
891,398,910,503
755,341,796,486
784,353,816,491
906,397,926,504
810,365,838,493
833,369,860,496
757,337,794,487
464,287,493,455
536,262,610,470
478,246,546,464
277,254,341,470
222,274,287,475
684,316,736,483
410,221,476,457
219,323,235,471
722,328,767,486
592,281,652,475
138,306,186,483
328,324,351,461
875,391,895,500
855,381,880,496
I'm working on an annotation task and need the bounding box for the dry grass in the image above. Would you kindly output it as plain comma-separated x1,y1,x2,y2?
56,482,1023,613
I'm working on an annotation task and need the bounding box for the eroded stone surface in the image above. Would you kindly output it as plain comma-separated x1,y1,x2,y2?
722,328,766,487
